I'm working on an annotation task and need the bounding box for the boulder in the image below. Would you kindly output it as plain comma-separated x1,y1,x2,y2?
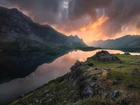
90,82,96,87
111,90,119,99
82,87,93,97
132,69,139,75
127,84,137,88
124,52,130,55
94,51,121,62
118,66,123,68
112,80,118,85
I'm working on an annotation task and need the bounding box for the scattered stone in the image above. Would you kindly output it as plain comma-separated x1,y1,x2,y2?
35,99,39,103
132,69,139,75
111,90,119,98
103,92,108,98
112,80,118,85
129,62,140,65
90,82,96,87
82,87,93,97
104,68,110,70
127,84,137,88
124,52,130,55
118,66,123,68
94,68,98,70
117,98,131,105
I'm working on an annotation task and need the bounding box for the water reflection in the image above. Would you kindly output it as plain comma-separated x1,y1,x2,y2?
0,49,139,105
0,51,69,84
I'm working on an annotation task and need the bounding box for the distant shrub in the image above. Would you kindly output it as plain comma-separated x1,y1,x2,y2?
87,63,94,67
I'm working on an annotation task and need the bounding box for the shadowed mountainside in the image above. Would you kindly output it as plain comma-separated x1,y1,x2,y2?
0,6,87,52
0,50,69,84
91,35,140,52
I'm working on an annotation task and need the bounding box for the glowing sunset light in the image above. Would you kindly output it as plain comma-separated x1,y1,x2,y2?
80,15,109,32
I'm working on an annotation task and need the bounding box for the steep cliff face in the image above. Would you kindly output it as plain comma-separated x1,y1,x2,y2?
0,6,87,51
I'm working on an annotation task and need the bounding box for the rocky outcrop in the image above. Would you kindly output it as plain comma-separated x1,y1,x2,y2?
68,60,109,99
88,50,121,62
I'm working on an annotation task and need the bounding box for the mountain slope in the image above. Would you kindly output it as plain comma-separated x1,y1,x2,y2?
91,35,140,51
0,6,87,51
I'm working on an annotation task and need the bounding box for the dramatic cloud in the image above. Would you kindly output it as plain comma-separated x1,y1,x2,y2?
6,0,63,24
68,0,112,20
1,0,140,42
102,0,140,37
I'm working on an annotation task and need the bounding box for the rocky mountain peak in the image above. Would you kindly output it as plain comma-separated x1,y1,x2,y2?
0,6,87,51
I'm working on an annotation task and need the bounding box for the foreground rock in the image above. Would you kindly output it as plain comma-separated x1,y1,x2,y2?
132,69,139,75
88,50,121,62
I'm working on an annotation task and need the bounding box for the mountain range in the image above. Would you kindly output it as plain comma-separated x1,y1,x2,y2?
91,35,140,51
0,6,86,52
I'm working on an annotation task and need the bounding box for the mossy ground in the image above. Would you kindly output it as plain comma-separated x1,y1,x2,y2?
9,54,140,105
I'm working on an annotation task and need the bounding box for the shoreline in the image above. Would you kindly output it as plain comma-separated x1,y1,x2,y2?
8,51,140,105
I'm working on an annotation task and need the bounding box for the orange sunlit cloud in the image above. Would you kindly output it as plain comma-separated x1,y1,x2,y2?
56,15,110,43
55,15,140,44
80,15,109,32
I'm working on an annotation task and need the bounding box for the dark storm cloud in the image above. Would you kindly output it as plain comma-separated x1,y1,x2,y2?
6,0,63,24
1,0,140,37
102,0,140,36
0,0,112,31
68,0,112,20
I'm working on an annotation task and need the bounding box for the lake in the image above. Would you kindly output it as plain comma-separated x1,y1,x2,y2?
0,49,139,105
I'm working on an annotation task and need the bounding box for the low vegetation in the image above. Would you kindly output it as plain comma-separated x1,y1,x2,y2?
9,51,140,105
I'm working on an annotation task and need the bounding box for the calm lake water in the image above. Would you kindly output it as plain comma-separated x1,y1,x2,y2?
0,49,140,105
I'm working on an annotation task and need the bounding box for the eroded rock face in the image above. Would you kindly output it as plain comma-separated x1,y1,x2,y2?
82,87,93,97
0,6,87,51
95,51,121,62
88,51,121,62
69,61,89,81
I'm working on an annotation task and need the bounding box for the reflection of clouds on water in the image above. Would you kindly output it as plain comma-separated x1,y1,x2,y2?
0,49,139,105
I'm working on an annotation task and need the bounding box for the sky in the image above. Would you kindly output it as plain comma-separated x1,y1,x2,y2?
0,0,140,43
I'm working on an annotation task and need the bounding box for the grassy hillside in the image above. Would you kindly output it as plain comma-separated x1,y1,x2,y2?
9,51,140,105
92,35,140,52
